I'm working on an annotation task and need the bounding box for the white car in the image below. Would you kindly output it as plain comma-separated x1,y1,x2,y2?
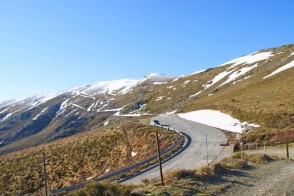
150,119,160,126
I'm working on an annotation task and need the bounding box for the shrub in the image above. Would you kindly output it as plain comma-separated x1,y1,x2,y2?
70,181,132,196
233,152,274,163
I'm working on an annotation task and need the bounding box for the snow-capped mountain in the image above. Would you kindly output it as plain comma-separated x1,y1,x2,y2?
0,44,293,155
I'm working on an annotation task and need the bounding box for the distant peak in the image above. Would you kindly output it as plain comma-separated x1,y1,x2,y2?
142,73,175,82
144,73,161,79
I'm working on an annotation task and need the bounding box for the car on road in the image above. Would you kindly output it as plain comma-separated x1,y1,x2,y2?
150,119,160,126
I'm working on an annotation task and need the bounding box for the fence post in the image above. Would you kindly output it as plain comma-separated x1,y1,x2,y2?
240,142,243,160
286,138,289,159
155,132,164,186
247,143,251,162
256,141,258,154
42,152,48,196
263,141,266,156
230,141,232,162
205,134,209,168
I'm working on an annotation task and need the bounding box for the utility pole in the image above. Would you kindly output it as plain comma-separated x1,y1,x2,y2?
155,132,164,186
42,152,48,196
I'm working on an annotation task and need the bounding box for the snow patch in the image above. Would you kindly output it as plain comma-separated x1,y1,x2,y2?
166,110,177,114
183,80,190,85
220,51,273,68
103,108,122,112
263,60,294,79
131,151,137,157
87,103,95,112
220,64,258,86
33,107,48,120
202,69,235,89
178,110,259,133
173,70,205,82
153,82,167,85
72,104,85,110
72,79,139,96
139,73,174,84
155,96,164,102
1,113,13,122
104,121,109,126
0,108,10,114
189,91,202,98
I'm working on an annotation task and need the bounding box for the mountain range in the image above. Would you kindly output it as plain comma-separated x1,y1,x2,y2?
0,44,293,155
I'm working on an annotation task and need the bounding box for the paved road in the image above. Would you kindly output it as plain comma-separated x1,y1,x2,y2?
122,114,227,184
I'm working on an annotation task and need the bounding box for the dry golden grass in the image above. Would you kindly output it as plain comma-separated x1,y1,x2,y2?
0,122,178,195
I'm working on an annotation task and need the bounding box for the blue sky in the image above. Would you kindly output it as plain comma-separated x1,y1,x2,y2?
0,0,293,102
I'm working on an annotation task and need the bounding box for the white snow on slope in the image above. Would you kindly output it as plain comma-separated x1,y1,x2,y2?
220,51,273,69
172,70,205,82
104,121,109,126
33,107,48,120
141,73,174,83
202,69,235,89
189,91,202,98
178,110,259,133
0,108,10,114
87,103,95,112
183,80,190,85
153,82,167,85
1,113,13,122
263,60,294,79
29,93,60,107
72,79,139,96
72,104,85,110
220,64,258,86
156,96,164,102
131,151,138,157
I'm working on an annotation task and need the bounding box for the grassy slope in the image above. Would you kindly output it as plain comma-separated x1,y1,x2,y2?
0,122,178,195
179,46,294,138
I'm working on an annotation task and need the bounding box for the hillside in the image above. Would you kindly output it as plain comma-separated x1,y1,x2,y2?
0,44,294,154
0,122,178,195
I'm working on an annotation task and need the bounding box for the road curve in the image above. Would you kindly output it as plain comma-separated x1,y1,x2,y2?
122,114,227,184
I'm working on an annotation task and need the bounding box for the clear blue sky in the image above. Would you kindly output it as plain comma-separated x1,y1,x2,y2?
0,0,293,102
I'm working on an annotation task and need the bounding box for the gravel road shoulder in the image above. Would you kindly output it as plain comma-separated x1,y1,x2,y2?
220,159,294,196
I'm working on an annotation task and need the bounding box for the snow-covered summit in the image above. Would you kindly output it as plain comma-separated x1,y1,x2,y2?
0,93,60,109
71,78,140,96
141,73,175,83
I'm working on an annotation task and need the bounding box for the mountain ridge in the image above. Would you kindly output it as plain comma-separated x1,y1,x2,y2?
0,44,293,155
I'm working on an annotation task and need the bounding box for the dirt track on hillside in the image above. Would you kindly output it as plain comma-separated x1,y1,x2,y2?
220,160,294,196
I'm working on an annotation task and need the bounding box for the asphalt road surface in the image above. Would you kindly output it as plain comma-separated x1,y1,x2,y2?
122,114,227,184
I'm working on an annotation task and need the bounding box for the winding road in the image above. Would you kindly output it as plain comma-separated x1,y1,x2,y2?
122,114,227,184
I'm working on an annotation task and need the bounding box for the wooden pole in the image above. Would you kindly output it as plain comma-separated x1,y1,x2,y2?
247,143,251,162
255,141,258,153
206,134,209,167
230,140,232,162
42,152,48,196
155,132,164,186
240,142,243,160
286,138,289,159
